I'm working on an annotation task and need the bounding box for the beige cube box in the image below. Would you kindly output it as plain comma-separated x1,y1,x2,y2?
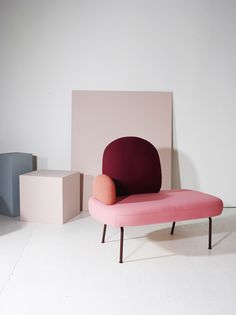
20,170,80,224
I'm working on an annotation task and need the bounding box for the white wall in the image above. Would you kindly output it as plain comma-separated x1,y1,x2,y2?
0,0,236,205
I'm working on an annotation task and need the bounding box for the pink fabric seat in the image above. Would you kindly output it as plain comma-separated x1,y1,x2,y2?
89,190,223,227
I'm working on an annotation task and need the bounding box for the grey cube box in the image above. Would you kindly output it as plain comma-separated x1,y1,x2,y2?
0,153,33,217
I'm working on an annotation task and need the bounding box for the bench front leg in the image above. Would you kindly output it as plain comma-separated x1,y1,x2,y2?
170,222,176,235
209,217,212,249
119,227,124,263
171,218,212,250
101,224,107,243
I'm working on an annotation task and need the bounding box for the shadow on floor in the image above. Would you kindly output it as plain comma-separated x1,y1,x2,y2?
0,215,22,237
123,213,236,261
69,210,91,222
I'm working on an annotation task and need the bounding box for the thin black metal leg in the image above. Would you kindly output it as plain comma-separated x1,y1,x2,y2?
208,217,212,249
171,222,176,235
101,224,107,243
119,227,124,263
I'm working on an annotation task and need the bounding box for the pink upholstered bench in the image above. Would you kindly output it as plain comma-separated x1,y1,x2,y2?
88,137,223,263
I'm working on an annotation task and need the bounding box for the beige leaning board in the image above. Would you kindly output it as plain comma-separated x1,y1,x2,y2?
71,91,172,211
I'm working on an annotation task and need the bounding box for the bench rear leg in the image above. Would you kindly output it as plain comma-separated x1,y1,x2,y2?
171,222,176,235
171,219,212,250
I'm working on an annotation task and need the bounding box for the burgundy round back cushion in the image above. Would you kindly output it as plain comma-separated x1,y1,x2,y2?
102,137,162,196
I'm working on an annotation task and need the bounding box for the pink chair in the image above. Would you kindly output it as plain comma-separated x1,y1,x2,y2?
89,137,223,263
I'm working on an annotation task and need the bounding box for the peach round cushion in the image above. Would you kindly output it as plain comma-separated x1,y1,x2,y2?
89,190,223,227
92,174,116,205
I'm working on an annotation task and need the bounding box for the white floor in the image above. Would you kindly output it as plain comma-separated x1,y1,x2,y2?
0,208,236,315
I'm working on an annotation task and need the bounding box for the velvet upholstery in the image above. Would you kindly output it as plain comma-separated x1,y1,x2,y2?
89,190,223,227
102,136,162,196
89,136,224,263
92,174,116,205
